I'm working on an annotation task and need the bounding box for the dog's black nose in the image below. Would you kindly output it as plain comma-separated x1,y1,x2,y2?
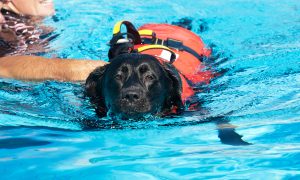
123,91,140,102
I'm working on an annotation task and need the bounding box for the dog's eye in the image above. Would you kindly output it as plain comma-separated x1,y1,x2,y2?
115,74,122,81
139,64,149,74
145,74,155,81
121,66,128,73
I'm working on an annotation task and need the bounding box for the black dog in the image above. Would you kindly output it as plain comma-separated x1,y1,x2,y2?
84,53,251,146
85,53,183,119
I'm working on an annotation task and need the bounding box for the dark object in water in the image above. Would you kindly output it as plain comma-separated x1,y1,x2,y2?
197,19,209,33
172,17,193,30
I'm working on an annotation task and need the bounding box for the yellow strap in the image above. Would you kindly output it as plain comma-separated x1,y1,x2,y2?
113,21,124,35
137,45,173,53
138,29,153,36
114,22,154,36
137,45,176,61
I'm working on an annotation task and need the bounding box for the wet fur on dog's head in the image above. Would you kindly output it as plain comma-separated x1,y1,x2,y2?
85,53,183,119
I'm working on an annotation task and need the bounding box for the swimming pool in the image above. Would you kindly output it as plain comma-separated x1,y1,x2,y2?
1,0,300,179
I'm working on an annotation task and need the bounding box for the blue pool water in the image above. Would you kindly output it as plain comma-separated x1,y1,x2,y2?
1,0,300,179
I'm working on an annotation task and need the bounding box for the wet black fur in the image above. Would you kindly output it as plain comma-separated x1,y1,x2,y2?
85,53,184,118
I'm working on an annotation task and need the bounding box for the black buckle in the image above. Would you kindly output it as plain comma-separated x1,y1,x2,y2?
141,38,154,45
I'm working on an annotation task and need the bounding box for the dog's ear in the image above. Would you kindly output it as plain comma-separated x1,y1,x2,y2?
85,65,108,117
85,65,107,98
162,63,184,114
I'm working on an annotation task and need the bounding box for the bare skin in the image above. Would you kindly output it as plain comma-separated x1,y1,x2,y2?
0,2,5,31
0,56,107,81
1,0,55,17
0,1,107,81
1,0,55,29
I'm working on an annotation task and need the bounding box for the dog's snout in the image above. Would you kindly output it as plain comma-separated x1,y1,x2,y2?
122,89,142,102
124,92,140,101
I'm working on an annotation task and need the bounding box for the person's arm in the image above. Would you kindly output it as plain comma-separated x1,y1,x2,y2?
0,56,108,81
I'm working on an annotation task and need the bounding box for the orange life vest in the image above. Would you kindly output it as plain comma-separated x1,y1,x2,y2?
110,21,214,104
136,24,213,103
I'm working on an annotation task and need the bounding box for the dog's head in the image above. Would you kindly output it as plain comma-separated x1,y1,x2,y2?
85,53,183,119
